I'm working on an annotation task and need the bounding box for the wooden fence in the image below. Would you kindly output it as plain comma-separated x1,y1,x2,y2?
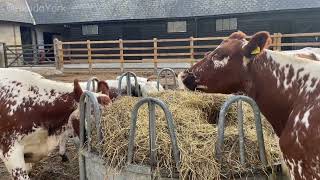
54,32,320,72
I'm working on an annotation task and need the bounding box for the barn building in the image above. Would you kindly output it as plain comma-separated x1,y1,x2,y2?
0,0,319,45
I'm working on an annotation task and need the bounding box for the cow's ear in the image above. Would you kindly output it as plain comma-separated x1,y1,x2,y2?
97,81,110,96
243,31,272,58
73,79,83,102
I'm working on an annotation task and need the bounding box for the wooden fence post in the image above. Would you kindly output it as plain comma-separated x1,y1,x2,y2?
153,38,158,73
277,33,282,51
87,40,92,73
119,39,124,72
190,37,194,66
53,39,59,70
273,33,282,51
55,40,64,70
0,43,6,68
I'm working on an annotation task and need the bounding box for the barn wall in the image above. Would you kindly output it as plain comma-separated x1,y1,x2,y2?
0,22,22,45
62,8,320,42
64,18,195,41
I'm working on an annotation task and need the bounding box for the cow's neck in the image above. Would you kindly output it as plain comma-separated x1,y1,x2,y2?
245,50,316,137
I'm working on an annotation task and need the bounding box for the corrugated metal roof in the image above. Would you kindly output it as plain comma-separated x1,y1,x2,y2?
0,0,35,24
2,0,320,24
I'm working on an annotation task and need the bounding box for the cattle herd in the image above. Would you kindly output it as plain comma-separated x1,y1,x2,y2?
1,31,320,180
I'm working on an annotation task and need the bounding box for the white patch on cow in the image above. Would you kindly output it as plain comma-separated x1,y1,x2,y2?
241,39,249,48
177,72,188,90
0,149,3,160
283,47,320,61
242,56,251,67
20,128,61,163
295,131,302,148
212,56,230,69
294,113,300,127
266,50,320,95
301,110,311,129
0,69,74,116
286,159,296,180
196,85,208,91
115,76,148,88
141,81,164,97
1,141,29,179
25,163,33,173
297,160,303,177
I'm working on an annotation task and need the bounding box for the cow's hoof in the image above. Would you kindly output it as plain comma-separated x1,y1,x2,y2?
60,154,69,162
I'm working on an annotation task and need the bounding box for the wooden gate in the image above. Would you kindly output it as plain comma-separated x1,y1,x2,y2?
3,44,55,67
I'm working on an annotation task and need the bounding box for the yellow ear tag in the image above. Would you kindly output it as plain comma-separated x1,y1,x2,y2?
251,47,261,55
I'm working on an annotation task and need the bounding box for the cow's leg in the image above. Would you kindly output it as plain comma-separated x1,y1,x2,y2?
59,132,69,162
25,163,33,173
1,143,30,180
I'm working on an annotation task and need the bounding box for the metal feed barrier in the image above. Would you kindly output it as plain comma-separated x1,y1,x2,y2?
86,77,99,92
215,95,267,166
78,94,180,180
157,68,177,90
118,71,141,96
127,97,181,170
77,92,285,180
79,91,103,180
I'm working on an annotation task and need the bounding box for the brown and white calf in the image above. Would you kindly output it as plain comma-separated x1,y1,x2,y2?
0,68,111,180
178,31,320,180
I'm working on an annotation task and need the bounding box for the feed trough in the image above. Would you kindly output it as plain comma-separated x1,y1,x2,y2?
78,91,288,180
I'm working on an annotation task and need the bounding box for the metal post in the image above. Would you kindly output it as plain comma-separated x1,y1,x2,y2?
79,91,102,180
237,100,245,165
148,101,157,167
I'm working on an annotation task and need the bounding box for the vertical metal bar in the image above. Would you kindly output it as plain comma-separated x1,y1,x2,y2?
164,71,168,90
126,72,132,96
148,101,157,167
86,99,92,152
252,104,267,166
92,81,96,92
79,96,86,180
237,100,245,165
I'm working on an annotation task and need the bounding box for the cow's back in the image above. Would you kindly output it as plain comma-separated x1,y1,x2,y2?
0,69,75,154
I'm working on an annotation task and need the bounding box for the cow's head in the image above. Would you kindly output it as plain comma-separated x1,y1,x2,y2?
69,79,112,137
177,31,272,94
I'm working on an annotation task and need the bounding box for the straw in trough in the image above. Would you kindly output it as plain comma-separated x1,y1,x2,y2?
97,91,281,179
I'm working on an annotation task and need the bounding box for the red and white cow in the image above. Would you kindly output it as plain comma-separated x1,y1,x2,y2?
0,68,111,180
178,31,320,180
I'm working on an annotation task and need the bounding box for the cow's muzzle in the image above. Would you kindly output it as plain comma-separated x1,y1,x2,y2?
177,70,198,91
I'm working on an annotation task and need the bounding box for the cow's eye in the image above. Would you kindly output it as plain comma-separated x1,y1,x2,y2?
214,53,224,60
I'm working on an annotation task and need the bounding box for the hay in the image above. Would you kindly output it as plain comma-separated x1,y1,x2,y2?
98,91,281,179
